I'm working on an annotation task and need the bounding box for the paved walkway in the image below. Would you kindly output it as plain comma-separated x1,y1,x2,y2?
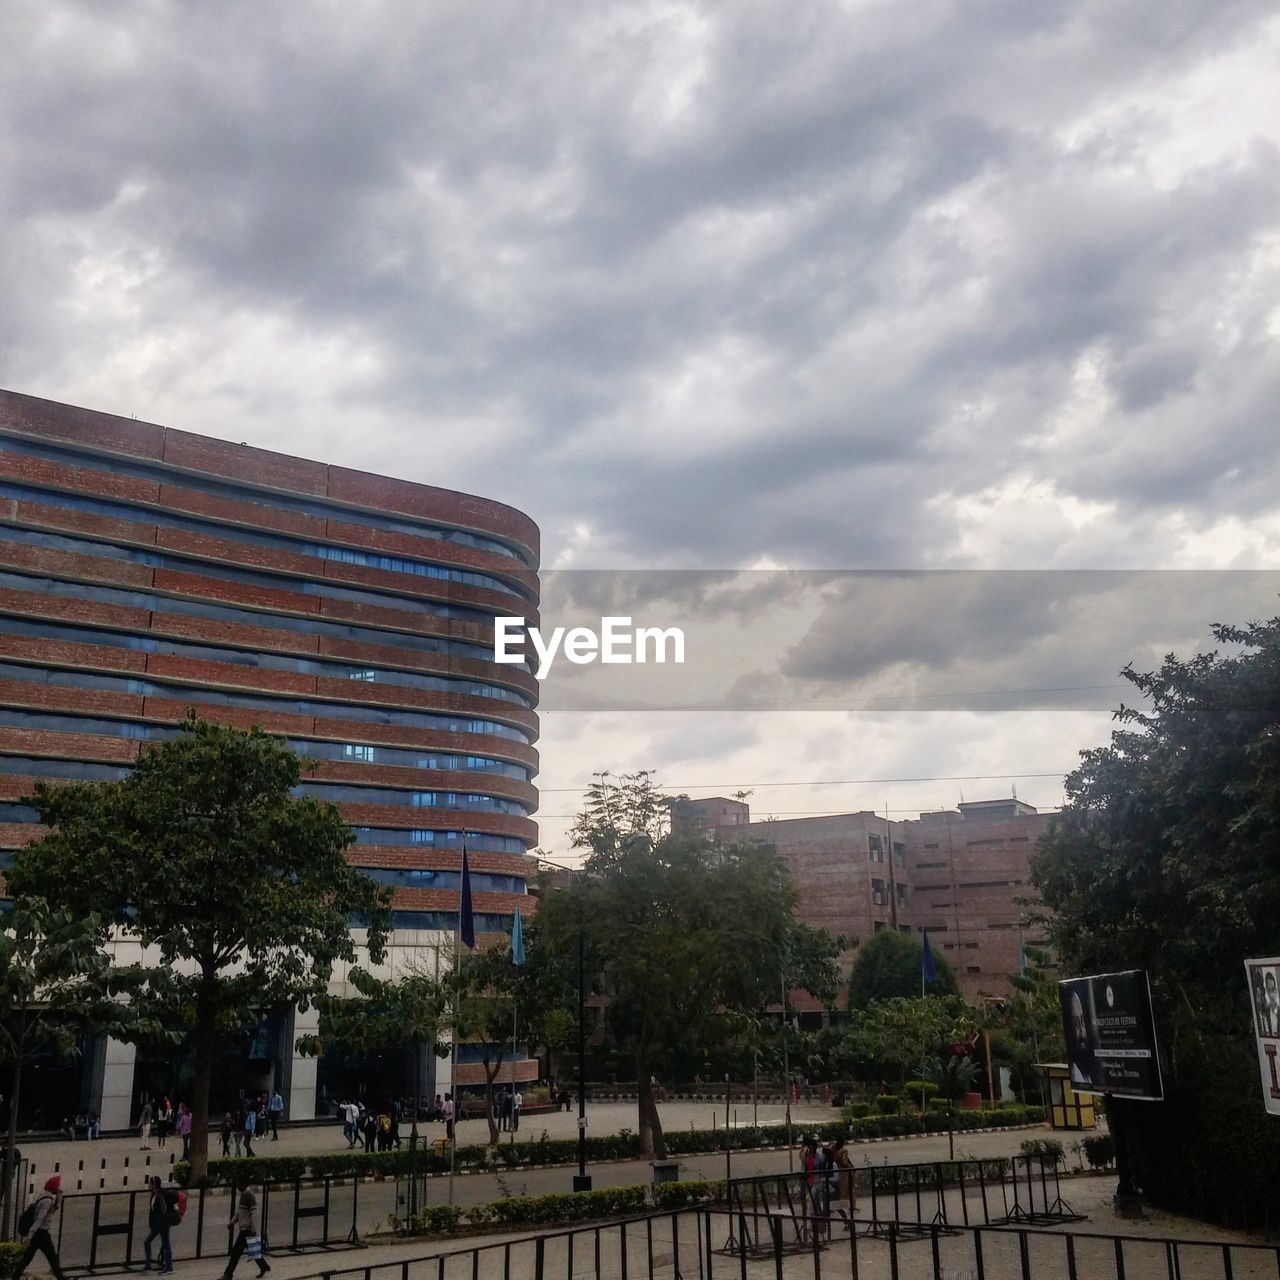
17,1101,834,1193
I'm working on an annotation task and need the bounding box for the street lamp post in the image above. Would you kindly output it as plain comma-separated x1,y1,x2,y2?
781,967,794,1172
573,889,592,1192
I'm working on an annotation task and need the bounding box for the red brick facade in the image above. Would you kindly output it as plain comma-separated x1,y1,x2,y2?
673,796,1051,1007
0,389,541,937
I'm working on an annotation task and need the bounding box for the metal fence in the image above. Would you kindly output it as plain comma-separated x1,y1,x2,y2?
726,1156,1084,1240
285,1207,1280,1280
37,1178,363,1273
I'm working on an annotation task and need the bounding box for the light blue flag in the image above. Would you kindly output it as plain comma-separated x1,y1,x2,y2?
511,906,526,967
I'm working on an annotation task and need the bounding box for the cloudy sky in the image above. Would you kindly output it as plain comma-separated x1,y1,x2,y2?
2,1,1278,856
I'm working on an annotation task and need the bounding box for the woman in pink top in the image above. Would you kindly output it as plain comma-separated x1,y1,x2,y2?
177,1103,193,1161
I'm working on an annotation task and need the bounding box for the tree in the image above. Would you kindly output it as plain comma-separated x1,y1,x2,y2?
303,960,451,1138
0,901,165,1237
454,944,525,1146
7,714,392,1184
846,928,959,1008
543,771,841,1156
824,995,969,1091
1031,617,1280,1224
926,1053,980,1159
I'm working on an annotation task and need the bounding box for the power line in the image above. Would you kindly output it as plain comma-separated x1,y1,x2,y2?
535,770,1071,794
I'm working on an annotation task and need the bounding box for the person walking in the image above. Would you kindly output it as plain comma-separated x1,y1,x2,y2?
156,1097,173,1150
13,1176,67,1280
138,1098,154,1150
511,1089,522,1134
220,1112,234,1158
143,1176,174,1274
497,1089,509,1132
177,1103,193,1161
221,1183,270,1280
443,1093,455,1143
242,1105,257,1158
267,1089,284,1141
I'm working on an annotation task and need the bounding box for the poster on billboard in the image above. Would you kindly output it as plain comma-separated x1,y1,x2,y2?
1244,956,1280,1116
1058,969,1163,1100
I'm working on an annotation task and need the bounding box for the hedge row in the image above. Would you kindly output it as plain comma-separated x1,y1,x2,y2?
0,1243,23,1279
392,1185,648,1234
173,1106,1044,1186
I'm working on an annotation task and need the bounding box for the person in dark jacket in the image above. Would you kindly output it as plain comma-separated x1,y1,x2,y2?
143,1175,174,1273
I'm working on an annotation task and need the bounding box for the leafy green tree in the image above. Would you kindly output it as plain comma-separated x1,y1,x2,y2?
0,901,166,1237
7,714,392,1184
926,1053,980,1159
846,928,959,1008
824,995,970,1090
542,771,841,1156
302,961,450,1148
1031,617,1280,1223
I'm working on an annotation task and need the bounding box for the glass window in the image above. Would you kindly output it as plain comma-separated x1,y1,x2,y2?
0,569,523,669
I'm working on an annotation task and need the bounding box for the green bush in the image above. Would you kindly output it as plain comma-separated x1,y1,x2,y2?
478,1185,647,1228
842,1101,872,1120
0,1243,24,1279
903,1081,940,1108
1081,1134,1115,1169
874,1095,899,1115
651,1179,725,1210
926,1098,950,1111
1019,1138,1064,1166
405,1204,464,1235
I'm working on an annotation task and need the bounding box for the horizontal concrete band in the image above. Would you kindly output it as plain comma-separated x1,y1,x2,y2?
0,491,539,616
0,582,540,706
0,390,540,564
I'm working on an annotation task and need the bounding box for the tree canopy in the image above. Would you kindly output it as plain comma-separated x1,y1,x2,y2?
0,900,165,1236
541,771,841,1156
8,713,392,1183
846,927,958,1008
1031,616,1280,1223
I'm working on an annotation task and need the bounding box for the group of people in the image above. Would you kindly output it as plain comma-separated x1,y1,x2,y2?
11,1173,270,1280
135,1098,195,1159
59,1111,101,1140
218,1092,286,1157
138,1089,285,1160
335,1098,404,1151
800,1134,858,1230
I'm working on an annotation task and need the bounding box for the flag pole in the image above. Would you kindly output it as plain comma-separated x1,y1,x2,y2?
448,839,475,1205
447,917,460,1205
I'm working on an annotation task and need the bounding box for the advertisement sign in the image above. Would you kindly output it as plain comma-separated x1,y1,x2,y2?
1059,969,1163,1100
1244,957,1280,1116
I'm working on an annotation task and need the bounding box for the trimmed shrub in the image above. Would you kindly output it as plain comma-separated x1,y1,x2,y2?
651,1179,725,1210
0,1243,24,1279
477,1185,647,1228
874,1095,899,1115
842,1101,872,1121
1082,1134,1115,1169
926,1098,950,1111
1019,1138,1064,1166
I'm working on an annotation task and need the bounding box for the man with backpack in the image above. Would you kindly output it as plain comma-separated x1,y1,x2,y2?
14,1175,67,1280
143,1175,181,1274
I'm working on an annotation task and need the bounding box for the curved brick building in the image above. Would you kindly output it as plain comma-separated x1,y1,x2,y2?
0,388,540,1126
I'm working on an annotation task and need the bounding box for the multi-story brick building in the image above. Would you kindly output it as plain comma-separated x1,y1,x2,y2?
672,795,1051,1010
0,388,541,1127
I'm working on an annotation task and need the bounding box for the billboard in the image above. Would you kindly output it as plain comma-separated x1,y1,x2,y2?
1244,957,1280,1116
1059,969,1163,1100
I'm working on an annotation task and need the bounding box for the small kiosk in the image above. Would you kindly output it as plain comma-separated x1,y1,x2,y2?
1039,1063,1096,1131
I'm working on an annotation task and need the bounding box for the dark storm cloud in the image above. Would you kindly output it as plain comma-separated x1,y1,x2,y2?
1,0,1277,572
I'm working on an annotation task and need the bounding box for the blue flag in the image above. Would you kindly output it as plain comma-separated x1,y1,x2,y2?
459,844,476,950
511,906,526,967
921,929,936,987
